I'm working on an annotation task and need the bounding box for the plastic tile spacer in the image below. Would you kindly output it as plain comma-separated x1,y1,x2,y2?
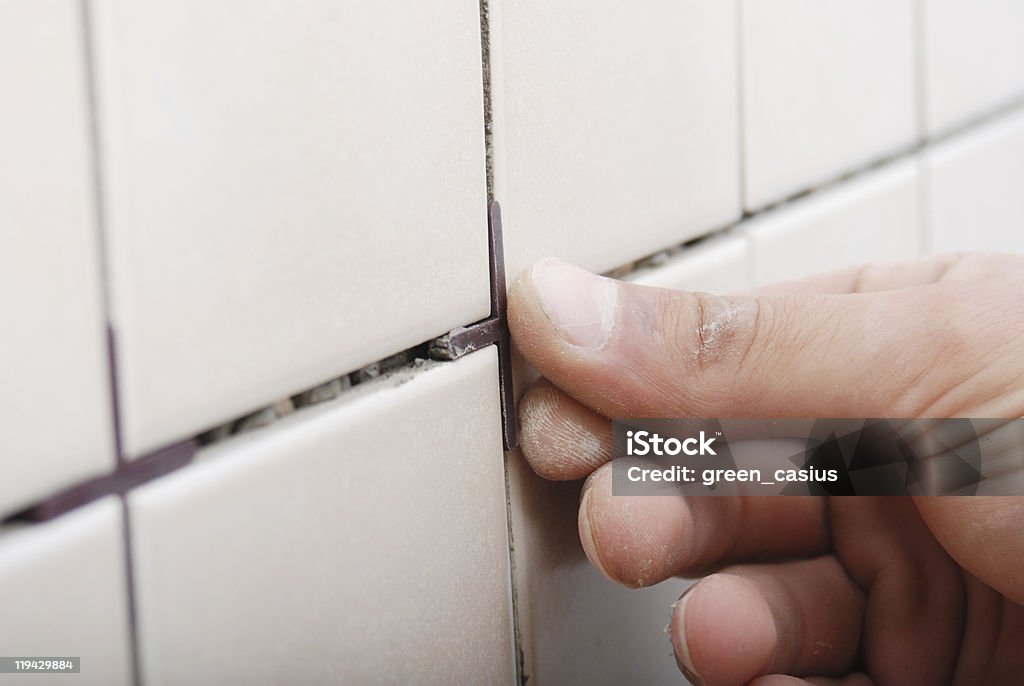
429,201,518,451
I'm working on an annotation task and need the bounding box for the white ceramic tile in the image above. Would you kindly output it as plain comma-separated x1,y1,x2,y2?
0,0,115,515
924,110,1024,256
748,160,922,287
741,0,918,210
0,498,132,685
922,0,1024,136
91,0,490,456
628,235,751,293
129,348,515,685
490,0,740,281
508,456,691,685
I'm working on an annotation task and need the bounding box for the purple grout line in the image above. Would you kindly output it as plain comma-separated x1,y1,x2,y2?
19,327,196,684
77,0,142,676
9,201,518,523
6,197,516,686
4,199,517,679
3,330,195,527
10,440,197,523
13,199,517,522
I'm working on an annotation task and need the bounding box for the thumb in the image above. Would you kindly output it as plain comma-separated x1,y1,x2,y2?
508,258,981,420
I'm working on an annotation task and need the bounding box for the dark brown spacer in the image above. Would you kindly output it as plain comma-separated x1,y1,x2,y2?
429,201,518,451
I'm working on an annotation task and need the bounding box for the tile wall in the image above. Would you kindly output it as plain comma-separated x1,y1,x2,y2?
2,0,1023,684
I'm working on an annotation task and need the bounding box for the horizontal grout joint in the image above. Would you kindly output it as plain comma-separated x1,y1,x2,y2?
5,440,196,524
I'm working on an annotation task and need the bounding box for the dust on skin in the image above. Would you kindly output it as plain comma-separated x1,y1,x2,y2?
519,383,611,479
694,295,759,367
608,492,680,588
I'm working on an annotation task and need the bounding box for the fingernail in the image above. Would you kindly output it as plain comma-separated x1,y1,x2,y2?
671,586,702,684
578,486,613,581
531,258,617,349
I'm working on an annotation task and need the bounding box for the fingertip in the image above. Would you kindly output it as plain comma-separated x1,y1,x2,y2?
517,379,612,481
507,259,574,373
517,381,561,480
673,574,777,686
580,465,693,588
506,264,538,348
509,258,704,419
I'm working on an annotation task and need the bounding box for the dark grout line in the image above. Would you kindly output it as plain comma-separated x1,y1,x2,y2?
78,1,143,683
479,0,494,201
79,0,112,319
606,96,1024,285
502,449,528,686
738,140,922,218
195,346,426,447
476,1,524,680
1,201,519,527
3,441,196,524
606,218,743,280
1,339,461,532
119,497,143,686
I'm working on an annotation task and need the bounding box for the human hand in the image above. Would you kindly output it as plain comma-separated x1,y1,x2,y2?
508,253,1024,685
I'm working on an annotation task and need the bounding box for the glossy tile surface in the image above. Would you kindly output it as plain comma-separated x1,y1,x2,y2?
922,0,1024,135
92,0,490,456
925,109,1024,254
130,348,515,685
0,498,132,685
491,0,740,280
748,160,922,286
741,0,918,209
508,456,692,685
0,0,115,515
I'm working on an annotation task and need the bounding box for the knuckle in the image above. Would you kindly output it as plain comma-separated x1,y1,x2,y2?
662,291,764,374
